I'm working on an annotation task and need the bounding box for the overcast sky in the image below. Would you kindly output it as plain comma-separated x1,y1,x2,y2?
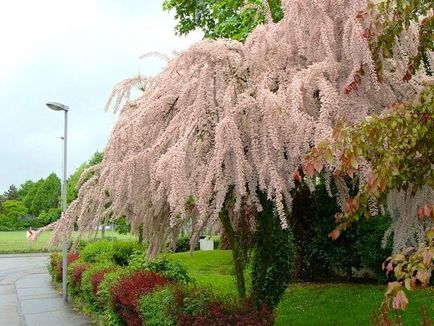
0,1,202,193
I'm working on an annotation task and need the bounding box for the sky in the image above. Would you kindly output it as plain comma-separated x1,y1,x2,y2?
0,0,202,193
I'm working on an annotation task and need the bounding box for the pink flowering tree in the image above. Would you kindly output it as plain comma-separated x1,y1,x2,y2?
42,0,432,309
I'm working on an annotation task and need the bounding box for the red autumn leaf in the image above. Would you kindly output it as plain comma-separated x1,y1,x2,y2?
304,161,315,177
344,85,352,95
418,206,425,219
329,229,341,240
293,169,302,182
313,158,324,172
402,70,412,82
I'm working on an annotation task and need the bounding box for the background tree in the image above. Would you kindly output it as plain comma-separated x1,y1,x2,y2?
22,179,44,215
3,185,19,201
0,199,28,229
163,0,283,41
67,151,104,205
17,181,36,200
30,173,60,217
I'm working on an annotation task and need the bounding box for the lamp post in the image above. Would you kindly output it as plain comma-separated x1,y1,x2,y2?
46,101,69,301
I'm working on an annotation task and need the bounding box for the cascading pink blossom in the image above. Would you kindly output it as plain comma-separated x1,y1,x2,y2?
48,0,430,257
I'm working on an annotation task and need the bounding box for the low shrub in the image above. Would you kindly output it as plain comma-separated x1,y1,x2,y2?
50,252,79,283
110,271,169,326
98,267,134,325
175,236,190,253
143,258,190,284
138,285,177,326
177,300,275,326
80,239,143,266
49,252,62,282
174,286,275,326
80,262,117,313
68,261,89,298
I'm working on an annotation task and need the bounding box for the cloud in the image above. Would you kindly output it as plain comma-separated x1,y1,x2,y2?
0,0,202,192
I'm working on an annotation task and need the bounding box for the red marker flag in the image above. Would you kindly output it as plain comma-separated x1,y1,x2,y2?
26,228,34,240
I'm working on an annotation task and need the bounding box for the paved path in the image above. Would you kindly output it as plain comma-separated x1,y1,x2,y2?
0,254,92,326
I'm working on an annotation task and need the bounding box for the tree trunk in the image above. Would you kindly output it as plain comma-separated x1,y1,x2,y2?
219,205,246,299
251,191,294,309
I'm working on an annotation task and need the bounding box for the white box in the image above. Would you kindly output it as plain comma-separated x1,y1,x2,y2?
199,239,214,251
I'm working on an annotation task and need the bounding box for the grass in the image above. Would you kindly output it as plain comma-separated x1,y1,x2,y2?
0,230,137,254
166,250,434,326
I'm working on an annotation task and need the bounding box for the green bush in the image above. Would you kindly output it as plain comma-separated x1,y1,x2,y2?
139,286,177,326
80,239,115,263
80,239,143,266
175,236,190,253
98,267,134,325
129,252,190,284
143,258,190,284
67,260,89,299
49,252,62,282
80,262,117,313
291,178,392,282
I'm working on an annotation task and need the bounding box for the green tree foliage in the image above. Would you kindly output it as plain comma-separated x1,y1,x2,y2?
67,163,87,205
17,180,36,200
163,0,283,41
0,200,29,228
67,151,103,205
3,185,19,200
30,173,61,216
1,200,28,220
22,179,44,214
38,207,61,225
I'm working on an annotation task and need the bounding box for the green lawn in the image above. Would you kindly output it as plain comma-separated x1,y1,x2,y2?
166,250,434,326
0,230,137,254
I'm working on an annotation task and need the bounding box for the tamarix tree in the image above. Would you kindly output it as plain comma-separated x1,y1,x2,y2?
45,0,433,310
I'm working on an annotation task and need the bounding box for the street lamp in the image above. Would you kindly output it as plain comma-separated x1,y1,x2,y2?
46,101,69,301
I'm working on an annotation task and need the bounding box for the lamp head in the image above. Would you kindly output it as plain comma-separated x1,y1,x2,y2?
46,102,69,112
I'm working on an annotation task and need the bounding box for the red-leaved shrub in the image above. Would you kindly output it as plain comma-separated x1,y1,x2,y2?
90,268,115,296
71,263,88,288
57,252,80,282
110,271,168,326
178,300,275,326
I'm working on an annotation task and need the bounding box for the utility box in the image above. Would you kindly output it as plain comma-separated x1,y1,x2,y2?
199,238,214,251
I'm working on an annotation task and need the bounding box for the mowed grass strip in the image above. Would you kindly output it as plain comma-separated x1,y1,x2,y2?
167,250,434,325
0,230,137,254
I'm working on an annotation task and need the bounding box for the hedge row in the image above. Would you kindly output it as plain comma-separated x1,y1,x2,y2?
49,240,274,326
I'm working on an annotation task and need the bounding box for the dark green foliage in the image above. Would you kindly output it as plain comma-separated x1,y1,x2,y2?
163,0,283,41
3,185,19,200
30,173,60,216
175,235,190,252
114,216,131,235
251,192,294,309
291,177,392,282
